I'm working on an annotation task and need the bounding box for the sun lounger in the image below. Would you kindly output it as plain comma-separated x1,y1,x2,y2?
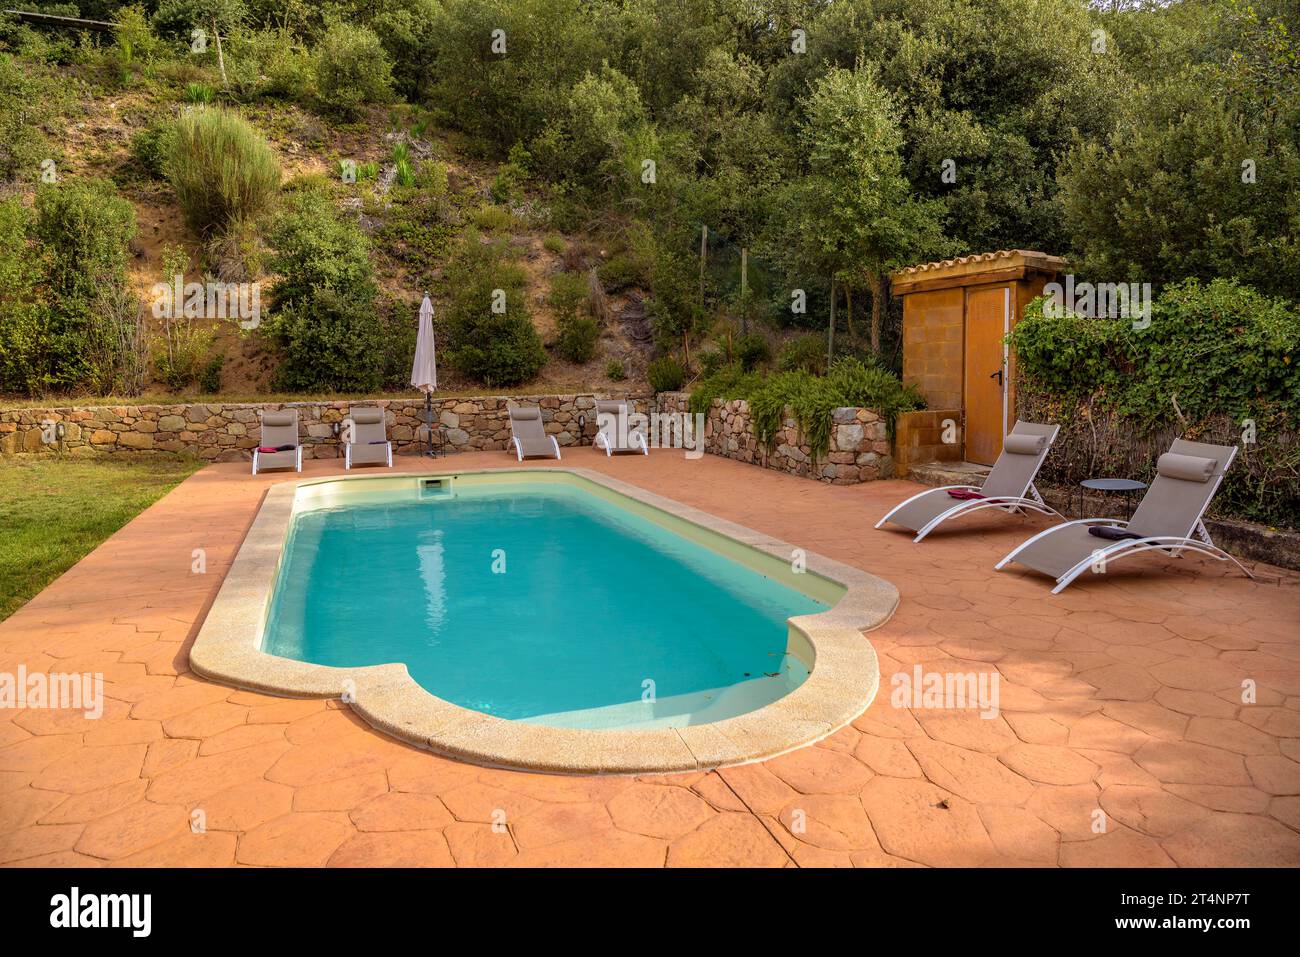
996,438,1254,593
876,421,1060,541
344,407,392,469
507,403,561,460
252,410,302,475
593,399,648,456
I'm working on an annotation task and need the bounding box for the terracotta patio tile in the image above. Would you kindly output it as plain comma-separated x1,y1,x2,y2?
765,745,874,794
1060,825,1176,868
999,744,1098,786
330,831,454,867
776,793,880,852
444,821,519,866
0,823,85,864
38,779,149,825
859,777,995,868
515,828,667,867
31,743,146,794
0,786,67,830
666,813,787,868
1133,740,1250,787
75,801,190,860
294,773,389,812
977,805,1060,864
1244,754,1300,795
1097,785,1213,838
350,792,454,831
907,738,1034,805
607,784,713,840
1160,812,1300,867
200,779,295,831
715,763,799,814
512,802,614,850
236,812,354,867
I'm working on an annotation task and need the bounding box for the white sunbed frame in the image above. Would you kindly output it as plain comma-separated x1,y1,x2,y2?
509,435,562,461
995,446,1255,593
251,446,302,476
875,424,1062,542
875,484,1060,543
344,441,393,470
593,430,649,456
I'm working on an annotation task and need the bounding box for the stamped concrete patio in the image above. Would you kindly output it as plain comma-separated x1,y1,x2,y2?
2,451,1298,867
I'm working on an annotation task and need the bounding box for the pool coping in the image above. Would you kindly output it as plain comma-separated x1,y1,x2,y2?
188,466,899,774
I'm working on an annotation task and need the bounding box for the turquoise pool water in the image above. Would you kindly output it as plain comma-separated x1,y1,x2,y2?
263,479,826,729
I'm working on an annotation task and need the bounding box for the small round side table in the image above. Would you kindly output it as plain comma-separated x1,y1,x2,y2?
1077,478,1147,520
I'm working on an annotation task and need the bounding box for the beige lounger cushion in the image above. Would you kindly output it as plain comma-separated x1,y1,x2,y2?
1003,433,1047,456
1156,452,1216,483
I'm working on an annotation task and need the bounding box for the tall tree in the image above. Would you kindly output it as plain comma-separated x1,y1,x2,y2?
771,64,952,354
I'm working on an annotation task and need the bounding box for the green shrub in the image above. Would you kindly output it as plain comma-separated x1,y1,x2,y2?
734,332,771,371
416,159,448,195
199,354,223,393
470,205,512,232
605,359,626,381
696,347,727,377
689,357,923,460
647,355,685,393
0,53,64,182
268,286,390,392
225,26,316,101
542,233,566,254
165,107,281,237
491,144,531,203
1,181,138,393
442,232,545,386
268,191,375,310
34,178,136,311
598,252,649,291
112,4,162,68
778,333,828,375
1014,279,1299,427
1014,279,1300,527
129,123,178,180
315,23,394,118
551,271,598,363
0,197,51,394
153,315,217,390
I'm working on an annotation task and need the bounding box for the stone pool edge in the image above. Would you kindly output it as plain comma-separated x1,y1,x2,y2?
188,466,899,775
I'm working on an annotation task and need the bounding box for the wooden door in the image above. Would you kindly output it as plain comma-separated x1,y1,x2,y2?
963,286,1009,465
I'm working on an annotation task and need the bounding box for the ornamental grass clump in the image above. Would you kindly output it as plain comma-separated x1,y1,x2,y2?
165,107,281,237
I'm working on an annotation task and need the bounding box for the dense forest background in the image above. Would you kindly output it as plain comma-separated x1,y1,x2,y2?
0,1,1296,510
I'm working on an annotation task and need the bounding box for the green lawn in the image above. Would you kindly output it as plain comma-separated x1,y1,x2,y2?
0,455,204,622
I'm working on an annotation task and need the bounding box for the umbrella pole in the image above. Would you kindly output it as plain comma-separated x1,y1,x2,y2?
424,392,435,457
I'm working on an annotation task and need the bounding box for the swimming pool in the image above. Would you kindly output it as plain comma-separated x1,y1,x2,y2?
264,476,826,730
191,468,893,773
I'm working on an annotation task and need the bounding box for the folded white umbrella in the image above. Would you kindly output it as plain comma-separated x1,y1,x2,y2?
411,293,437,393
411,294,438,455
